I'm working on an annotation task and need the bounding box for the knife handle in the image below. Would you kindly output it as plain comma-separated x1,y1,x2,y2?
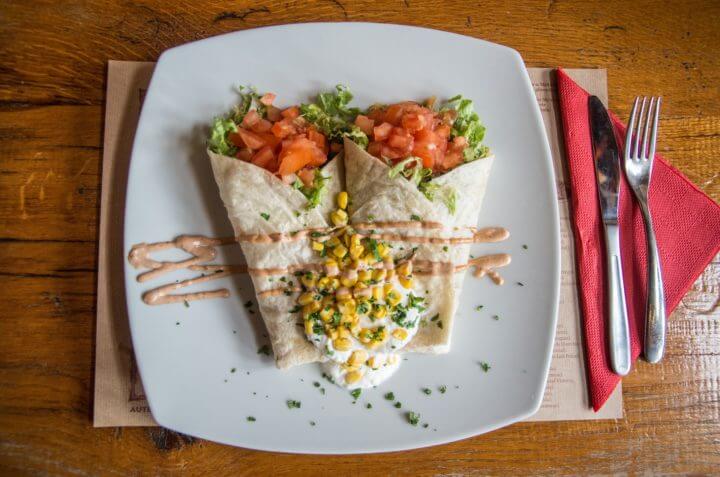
604,224,631,376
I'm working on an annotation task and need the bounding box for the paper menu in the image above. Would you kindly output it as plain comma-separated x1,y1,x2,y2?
93,62,621,427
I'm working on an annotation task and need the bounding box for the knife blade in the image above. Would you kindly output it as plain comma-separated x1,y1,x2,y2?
588,95,631,376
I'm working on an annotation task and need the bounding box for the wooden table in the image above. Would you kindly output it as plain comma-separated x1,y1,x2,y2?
1,1,718,474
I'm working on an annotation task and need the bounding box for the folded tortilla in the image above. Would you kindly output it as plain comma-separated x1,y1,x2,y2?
209,149,341,368
343,138,494,353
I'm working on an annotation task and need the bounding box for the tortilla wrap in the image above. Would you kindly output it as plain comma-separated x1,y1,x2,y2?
343,138,494,353
209,149,344,368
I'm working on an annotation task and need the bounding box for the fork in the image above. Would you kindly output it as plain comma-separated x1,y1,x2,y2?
624,96,665,363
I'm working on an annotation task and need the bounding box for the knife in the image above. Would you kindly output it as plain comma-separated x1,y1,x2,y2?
588,95,631,376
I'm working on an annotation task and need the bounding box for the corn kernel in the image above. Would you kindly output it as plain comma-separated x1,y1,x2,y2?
331,209,348,226
329,278,340,289
337,191,349,210
345,370,363,384
358,329,372,343
392,328,408,340
350,323,361,335
304,320,314,335
366,356,380,369
397,261,412,277
320,306,334,322
363,252,378,263
348,350,367,366
322,296,334,307
366,340,381,350
317,276,330,289
358,270,372,283
329,329,339,340
304,302,322,314
377,243,389,258
349,244,364,259
371,304,387,319
398,276,414,289
341,363,359,372
300,273,317,289
371,269,387,282
326,237,341,248
383,283,394,295
336,287,351,301
298,292,316,306
338,326,351,338
325,262,339,277
350,234,362,247
341,276,357,288
372,286,384,301
333,337,352,351
386,269,395,280
333,244,348,259
387,291,401,307
311,241,324,252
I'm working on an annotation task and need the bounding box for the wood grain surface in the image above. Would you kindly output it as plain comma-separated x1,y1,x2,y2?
1,0,719,474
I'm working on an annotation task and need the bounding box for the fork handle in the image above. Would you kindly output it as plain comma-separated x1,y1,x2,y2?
604,223,631,376
640,202,666,363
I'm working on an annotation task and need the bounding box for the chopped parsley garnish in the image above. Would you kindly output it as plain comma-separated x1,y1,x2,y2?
246,416,256,422
257,345,271,356
384,392,395,401
367,214,375,221
313,381,321,388
442,246,448,252
230,368,236,373
437,320,444,329
517,281,525,286
492,315,499,321
244,300,253,308
410,214,422,222
350,389,361,400
183,300,190,308
430,314,440,322
279,276,287,282
408,293,426,312
475,305,484,311
522,244,529,250
322,372,335,384
310,421,316,426
439,385,447,394
479,361,491,372
394,402,402,408
310,231,323,238
422,388,432,395
422,423,429,428
366,403,372,409
367,238,382,262
407,412,420,426
260,212,270,221
289,305,301,313
391,304,414,328
286,399,302,409
356,302,370,314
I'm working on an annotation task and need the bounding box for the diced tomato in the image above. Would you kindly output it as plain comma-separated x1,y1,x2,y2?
228,132,243,148
373,122,393,141
387,127,414,152
366,106,385,122
236,148,253,162
307,127,328,154
435,124,451,139
278,137,326,176
241,110,260,128
330,142,343,153
256,132,281,150
266,105,282,122
250,118,273,134
437,150,463,171
281,106,300,119
297,168,315,187
236,128,266,150
367,141,383,157
412,129,442,168
381,144,405,160
250,146,276,170
384,103,408,125
452,135,468,148
354,115,375,135
260,93,276,106
271,118,297,139
401,113,426,133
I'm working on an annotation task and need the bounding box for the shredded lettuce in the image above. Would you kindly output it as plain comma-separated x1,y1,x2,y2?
295,169,330,209
300,85,369,148
440,95,490,162
232,86,267,124
388,157,457,214
208,117,238,156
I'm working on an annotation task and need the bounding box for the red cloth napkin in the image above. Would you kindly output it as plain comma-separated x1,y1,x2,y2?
556,68,720,411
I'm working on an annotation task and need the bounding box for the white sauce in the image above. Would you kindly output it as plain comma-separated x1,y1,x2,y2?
322,354,401,389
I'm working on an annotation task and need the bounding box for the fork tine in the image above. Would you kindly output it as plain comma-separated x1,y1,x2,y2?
633,96,648,159
625,97,640,161
647,97,661,161
641,97,656,159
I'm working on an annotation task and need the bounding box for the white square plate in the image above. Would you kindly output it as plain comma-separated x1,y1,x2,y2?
124,22,559,453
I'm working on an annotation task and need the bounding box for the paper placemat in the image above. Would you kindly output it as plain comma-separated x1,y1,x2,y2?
93,61,622,427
